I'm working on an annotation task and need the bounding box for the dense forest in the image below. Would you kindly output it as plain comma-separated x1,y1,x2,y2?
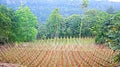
0,0,120,22
0,0,120,66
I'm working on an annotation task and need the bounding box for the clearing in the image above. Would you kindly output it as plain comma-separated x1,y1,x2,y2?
0,38,119,67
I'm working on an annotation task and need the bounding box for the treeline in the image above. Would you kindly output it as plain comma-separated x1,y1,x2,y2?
37,7,120,54
37,8,113,39
0,4,120,45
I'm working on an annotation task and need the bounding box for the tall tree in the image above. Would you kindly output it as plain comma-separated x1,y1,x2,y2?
15,6,38,42
47,8,64,38
88,10,111,44
80,0,89,37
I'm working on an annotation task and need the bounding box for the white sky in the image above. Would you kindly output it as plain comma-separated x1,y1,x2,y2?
109,0,120,2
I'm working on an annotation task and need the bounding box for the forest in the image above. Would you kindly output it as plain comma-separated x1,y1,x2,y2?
0,0,120,66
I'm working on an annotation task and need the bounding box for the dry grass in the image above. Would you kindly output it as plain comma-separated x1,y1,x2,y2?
0,38,119,67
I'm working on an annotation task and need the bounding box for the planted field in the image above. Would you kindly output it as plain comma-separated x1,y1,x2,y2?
0,38,119,67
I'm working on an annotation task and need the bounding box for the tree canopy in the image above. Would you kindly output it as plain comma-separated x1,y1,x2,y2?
47,8,64,38
15,6,38,42
0,5,15,43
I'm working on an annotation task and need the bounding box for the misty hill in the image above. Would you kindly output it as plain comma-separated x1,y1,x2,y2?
0,0,120,22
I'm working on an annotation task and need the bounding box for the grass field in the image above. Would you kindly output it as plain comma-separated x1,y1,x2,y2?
0,38,119,67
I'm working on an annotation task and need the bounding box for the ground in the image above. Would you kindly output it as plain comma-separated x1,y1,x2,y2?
0,63,22,67
0,38,119,67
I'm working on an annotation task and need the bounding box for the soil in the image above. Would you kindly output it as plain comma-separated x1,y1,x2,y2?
0,63,23,67
0,45,118,67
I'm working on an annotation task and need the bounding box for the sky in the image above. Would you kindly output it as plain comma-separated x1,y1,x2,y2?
109,0,120,2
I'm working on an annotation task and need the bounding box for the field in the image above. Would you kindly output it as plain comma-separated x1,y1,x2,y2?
0,38,119,67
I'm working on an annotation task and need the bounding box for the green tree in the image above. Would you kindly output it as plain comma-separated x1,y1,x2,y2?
82,9,110,37
36,23,47,39
47,8,64,38
81,15,93,37
15,6,38,42
65,14,81,37
80,0,89,37
83,9,111,44
0,5,16,43
0,12,11,43
99,12,120,49
97,11,120,63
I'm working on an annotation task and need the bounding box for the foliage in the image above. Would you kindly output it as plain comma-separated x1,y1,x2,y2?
105,13,120,50
36,23,47,39
0,5,16,43
81,0,88,9
15,6,38,42
95,11,120,63
1,3,120,65
85,9,111,44
1,0,120,22
47,8,64,38
45,13,81,38
65,14,81,37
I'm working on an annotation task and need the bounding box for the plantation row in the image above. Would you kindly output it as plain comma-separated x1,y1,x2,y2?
0,44,118,67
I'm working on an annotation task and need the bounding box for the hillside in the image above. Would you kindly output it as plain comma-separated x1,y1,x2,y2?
0,0,120,22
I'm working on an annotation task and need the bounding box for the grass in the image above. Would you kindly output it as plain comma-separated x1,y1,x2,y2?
34,37,95,45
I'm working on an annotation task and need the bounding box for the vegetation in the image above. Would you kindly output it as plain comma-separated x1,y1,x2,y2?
15,6,38,42
0,5,38,43
97,12,120,63
0,5,16,43
0,0,120,66
47,9,64,38
1,0,120,22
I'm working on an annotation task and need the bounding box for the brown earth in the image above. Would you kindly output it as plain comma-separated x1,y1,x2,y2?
0,63,23,67
0,45,119,67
